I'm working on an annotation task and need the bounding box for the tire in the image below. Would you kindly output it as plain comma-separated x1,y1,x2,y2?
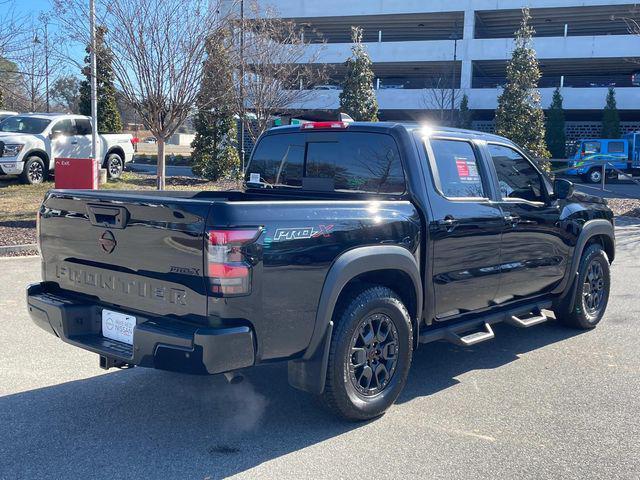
105,153,124,179
556,244,610,329
20,156,47,185
321,286,413,421
586,168,603,184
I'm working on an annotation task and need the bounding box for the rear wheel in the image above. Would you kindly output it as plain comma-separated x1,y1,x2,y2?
555,244,610,329
321,286,413,421
20,156,47,185
105,153,124,179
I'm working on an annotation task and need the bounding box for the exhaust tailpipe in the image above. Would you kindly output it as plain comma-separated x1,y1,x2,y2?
223,371,244,384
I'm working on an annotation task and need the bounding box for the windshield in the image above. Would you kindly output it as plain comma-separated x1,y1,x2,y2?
0,116,51,134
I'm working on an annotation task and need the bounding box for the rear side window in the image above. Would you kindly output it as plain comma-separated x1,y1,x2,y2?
608,141,625,153
75,119,92,135
51,119,76,136
247,132,405,194
248,134,305,187
428,139,486,199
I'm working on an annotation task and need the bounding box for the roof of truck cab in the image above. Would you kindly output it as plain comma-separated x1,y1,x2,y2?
12,113,90,121
266,121,516,146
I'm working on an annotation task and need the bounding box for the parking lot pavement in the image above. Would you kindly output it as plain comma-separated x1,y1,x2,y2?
573,179,640,199
1,220,640,480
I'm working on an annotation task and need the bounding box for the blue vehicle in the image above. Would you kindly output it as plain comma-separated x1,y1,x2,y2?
567,134,640,183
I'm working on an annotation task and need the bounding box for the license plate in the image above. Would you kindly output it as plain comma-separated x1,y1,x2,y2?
102,309,136,345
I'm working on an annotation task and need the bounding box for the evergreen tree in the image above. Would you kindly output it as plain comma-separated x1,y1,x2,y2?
545,87,566,158
457,94,473,129
191,31,239,181
602,87,621,138
79,26,122,133
339,27,378,121
494,8,550,170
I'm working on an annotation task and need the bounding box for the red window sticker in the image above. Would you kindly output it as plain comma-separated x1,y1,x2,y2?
455,158,470,177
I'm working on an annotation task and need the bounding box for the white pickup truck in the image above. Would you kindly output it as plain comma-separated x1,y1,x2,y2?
0,113,134,184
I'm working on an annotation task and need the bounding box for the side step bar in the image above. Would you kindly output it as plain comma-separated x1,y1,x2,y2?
418,301,551,347
506,311,548,328
445,322,495,347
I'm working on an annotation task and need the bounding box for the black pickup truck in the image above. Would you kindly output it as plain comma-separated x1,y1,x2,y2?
27,121,615,420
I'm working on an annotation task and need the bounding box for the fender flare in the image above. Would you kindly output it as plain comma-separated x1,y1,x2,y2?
103,146,126,166
556,218,615,308
288,245,422,394
22,149,50,167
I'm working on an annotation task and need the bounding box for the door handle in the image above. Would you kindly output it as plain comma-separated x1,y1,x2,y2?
437,215,458,232
504,214,520,227
70,141,78,145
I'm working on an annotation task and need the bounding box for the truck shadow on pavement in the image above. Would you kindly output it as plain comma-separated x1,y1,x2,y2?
0,320,582,479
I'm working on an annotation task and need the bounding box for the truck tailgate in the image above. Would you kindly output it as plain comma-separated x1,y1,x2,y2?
39,190,212,322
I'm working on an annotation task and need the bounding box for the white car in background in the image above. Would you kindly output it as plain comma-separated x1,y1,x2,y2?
0,113,134,184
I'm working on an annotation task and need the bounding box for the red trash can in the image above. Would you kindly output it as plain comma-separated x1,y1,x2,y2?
54,158,98,189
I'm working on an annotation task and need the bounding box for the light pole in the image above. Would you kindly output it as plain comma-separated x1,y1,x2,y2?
450,24,460,127
240,0,246,176
89,0,98,166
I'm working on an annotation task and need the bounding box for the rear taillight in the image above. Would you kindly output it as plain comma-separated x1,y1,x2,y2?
206,228,261,296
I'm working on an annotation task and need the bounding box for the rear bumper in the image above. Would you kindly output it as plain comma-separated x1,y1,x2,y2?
26,282,255,375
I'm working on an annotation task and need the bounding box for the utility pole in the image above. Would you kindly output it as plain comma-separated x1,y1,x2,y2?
240,0,246,175
89,0,98,166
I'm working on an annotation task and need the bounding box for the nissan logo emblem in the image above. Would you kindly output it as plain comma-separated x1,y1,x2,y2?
99,231,117,254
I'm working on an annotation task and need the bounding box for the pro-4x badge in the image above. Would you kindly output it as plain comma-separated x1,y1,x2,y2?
273,225,334,242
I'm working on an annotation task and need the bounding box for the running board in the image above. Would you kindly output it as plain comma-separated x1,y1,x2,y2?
418,300,553,346
445,322,495,347
506,311,548,328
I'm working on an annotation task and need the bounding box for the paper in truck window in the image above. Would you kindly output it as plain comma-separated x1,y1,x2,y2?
249,173,261,184
455,157,480,183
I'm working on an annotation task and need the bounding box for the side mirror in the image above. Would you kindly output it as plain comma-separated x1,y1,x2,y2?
554,178,575,200
49,131,61,140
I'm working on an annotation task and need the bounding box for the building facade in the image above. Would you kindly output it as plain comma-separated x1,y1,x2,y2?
258,0,640,138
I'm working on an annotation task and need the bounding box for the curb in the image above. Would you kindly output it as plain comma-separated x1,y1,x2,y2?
0,244,38,256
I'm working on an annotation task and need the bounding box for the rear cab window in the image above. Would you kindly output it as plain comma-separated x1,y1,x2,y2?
426,138,488,199
246,131,406,195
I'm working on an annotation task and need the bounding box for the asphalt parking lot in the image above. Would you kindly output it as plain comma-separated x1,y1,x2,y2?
1,218,639,480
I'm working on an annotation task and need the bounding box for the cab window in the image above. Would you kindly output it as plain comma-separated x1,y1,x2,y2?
488,144,545,203
582,142,601,155
75,119,92,135
428,139,487,199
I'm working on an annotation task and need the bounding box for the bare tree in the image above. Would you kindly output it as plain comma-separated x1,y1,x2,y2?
0,0,28,107
10,14,63,112
0,0,27,60
233,2,327,145
55,0,232,189
421,75,461,125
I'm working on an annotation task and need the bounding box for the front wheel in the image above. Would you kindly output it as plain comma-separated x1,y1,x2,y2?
555,244,610,329
20,156,47,185
585,168,603,184
321,286,413,421
105,153,124,179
